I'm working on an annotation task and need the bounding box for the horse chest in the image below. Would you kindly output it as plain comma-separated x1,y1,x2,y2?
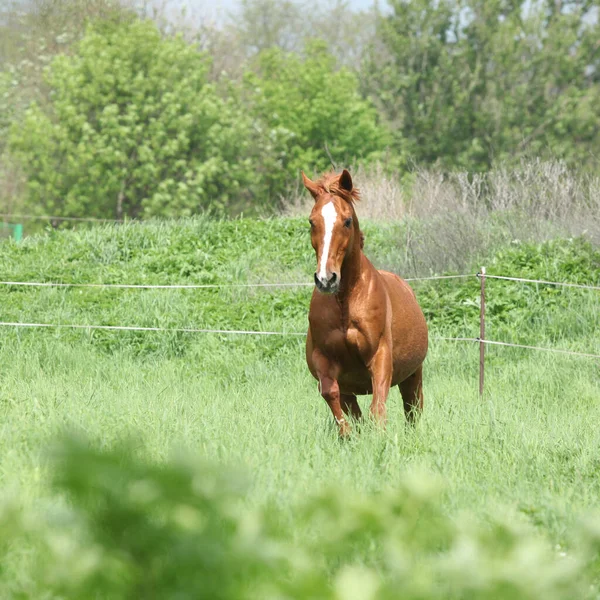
319,323,371,364
343,326,362,352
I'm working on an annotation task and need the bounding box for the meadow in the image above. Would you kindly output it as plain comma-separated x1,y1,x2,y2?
0,216,599,598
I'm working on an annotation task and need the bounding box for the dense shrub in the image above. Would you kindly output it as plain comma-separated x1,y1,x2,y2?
7,21,388,218
415,237,600,339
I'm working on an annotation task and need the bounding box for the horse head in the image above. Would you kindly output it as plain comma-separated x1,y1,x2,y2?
302,169,361,295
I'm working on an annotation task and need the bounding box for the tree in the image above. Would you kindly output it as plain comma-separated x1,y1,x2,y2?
244,41,390,202
363,0,600,171
232,0,379,69
0,0,139,212
9,19,257,218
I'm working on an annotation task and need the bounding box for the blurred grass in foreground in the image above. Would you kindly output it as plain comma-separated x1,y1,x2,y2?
2,436,600,600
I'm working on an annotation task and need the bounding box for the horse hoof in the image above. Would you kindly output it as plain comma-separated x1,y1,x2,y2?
338,424,352,438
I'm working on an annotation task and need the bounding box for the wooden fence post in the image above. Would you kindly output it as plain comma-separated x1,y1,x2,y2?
479,266,486,398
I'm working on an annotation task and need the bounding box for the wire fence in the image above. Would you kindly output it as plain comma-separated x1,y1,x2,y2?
478,339,600,359
0,281,314,289
478,273,600,292
0,321,478,341
0,321,306,336
0,272,598,290
1,271,598,396
1,321,597,360
0,274,473,289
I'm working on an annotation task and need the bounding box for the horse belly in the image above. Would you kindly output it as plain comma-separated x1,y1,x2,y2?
338,372,373,396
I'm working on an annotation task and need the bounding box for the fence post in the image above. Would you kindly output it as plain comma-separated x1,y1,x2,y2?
479,266,486,398
13,224,23,242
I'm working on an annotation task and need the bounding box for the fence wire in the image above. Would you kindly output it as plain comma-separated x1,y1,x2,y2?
2,273,598,290
479,273,600,291
0,321,306,336
478,338,600,359
0,322,597,360
1,270,598,360
0,274,474,289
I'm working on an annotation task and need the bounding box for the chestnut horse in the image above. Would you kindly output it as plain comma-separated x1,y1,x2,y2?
303,169,428,436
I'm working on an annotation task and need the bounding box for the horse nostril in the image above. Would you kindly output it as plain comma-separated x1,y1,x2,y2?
330,273,337,284
314,273,321,287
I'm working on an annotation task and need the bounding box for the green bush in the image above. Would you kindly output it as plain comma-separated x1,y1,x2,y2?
417,237,600,342
6,20,390,219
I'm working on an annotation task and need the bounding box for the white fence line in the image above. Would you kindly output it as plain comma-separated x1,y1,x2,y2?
433,336,600,360
478,339,600,359
1,273,598,290
480,273,600,291
0,321,597,360
0,321,306,336
0,281,313,289
1,268,598,396
443,335,600,360
0,274,473,289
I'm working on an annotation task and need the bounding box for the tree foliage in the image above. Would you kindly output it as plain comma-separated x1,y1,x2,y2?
243,41,389,201
9,19,256,218
8,21,387,217
2,0,600,218
363,0,600,170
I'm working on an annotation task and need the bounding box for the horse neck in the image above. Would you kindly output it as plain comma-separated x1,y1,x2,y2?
338,223,365,299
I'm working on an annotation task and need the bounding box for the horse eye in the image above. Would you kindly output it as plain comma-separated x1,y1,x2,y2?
344,217,352,228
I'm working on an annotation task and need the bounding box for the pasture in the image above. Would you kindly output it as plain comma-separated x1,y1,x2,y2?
0,217,599,598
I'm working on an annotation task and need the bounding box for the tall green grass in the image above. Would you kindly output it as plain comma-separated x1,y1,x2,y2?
0,218,598,597
1,337,599,598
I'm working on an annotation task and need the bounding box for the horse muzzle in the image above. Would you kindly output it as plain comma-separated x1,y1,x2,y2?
314,272,339,294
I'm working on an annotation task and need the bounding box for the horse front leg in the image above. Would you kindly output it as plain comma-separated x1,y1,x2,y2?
368,346,393,427
319,375,351,437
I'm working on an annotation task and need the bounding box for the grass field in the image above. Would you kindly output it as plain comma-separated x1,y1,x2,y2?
0,218,599,598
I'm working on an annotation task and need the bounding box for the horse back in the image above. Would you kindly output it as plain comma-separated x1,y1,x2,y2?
378,270,417,300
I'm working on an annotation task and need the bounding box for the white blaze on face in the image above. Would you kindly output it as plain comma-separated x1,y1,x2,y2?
318,201,337,281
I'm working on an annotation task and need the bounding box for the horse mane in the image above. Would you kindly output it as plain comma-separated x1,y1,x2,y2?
314,171,360,205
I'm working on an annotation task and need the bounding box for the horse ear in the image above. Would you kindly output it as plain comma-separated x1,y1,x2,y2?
302,171,320,199
339,169,353,193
